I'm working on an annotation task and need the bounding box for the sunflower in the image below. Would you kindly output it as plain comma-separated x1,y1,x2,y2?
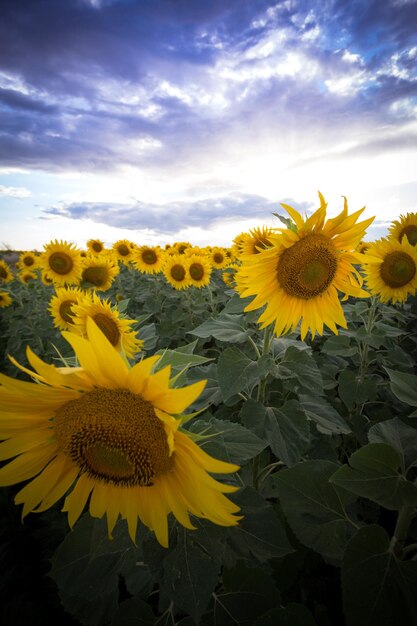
356,240,370,254
0,291,12,308
163,255,191,290
113,239,134,263
0,318,241,546
41,271,54,286
49,287,89,331
239,226,276,257
71,292,143,359
173,241,192,255
361,237,417,303
210,247,230,269
40,240,83,286
18,270,37,284
187,254,212,288
81,255,119,291
0,260,13,284
133,246,165,275
17,251,39,271
235,193,374,339
87,239,106,255
388,212,417,246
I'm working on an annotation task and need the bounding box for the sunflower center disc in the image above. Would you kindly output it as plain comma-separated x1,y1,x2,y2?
55,388,173,486
82,266,108,286
380,251,416,287
213,253,224,264
92,242,103,252
49,252,74,275
277,234,338,299
93,313,121,346
117,244,130,256
400,225,417,246
59,299,77,324
23,257,34,266
171,264,186,281
142,250,157,265
189,263,204,280
0,267,7,279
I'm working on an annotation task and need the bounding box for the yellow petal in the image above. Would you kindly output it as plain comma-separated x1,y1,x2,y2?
62,474,95,528
151,380,206,414
0,443,57,486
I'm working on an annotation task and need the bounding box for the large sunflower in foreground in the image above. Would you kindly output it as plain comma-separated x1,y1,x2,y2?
0,318,241,546
40,240,83,286
235,194,374,339
361,237,417,303
388,212,417,247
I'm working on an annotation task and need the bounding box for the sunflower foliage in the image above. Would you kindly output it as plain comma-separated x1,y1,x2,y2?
0,202,417,626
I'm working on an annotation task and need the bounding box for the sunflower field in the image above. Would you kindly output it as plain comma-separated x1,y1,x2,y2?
1,194,417,626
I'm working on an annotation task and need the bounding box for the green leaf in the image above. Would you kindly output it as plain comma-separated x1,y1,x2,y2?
111,597,156,626
154,348,212,373
298,395,351,434
217,346,260,401
274,460,357,561
342,525,417,626
188,313,249,343
321,334,358,357
222,293,254,314
254,603,317,626
273,347,323,394
368,417,417,474
239,399,267,438
338,370,377,410
161,528,220,624
330,443,417,510
188,417,267,464
264,402,310,467
227,487,294,562
385,367,417,407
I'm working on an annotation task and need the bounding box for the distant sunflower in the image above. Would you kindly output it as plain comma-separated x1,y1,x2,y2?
210,247,229,269
0,291,12,308
236,193,374,339
113,239,134,263
388,212,417,247
0,260,13,284
0,318,241,546
187,254,212,288
81,255,119,291
49,287,89,331
18,270,37,284
356,240,370,254
17,251,39,271
361,237,417,303
41,271,54,286
87,239,106,255
239,226,276,257
174,242,192,255
40,240,83,286
71,292,143,359
163,255,191,290
133,246,165,275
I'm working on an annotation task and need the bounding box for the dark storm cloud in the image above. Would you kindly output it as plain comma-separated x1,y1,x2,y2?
42,192,280,233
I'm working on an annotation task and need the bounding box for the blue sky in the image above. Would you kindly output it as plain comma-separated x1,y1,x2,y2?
1,0,416,250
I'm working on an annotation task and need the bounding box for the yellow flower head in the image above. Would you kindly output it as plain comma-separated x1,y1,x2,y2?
210,247,230,269
87,239,106,254
0,260,14,284
187,254,212,288
388,212,417,247
163,255,191,290
0,291,12,308
238,226,276,258
17,251,39,271
70,292,143,359
81,254,119,291
361,237,417,303
0,319,241,546
18,270,37,284
40,240,83,286
133,246,165,275
236,193,374,340
49,286,89,331
113,239,134,263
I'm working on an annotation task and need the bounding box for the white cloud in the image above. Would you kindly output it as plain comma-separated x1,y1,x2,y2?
0,185,32,198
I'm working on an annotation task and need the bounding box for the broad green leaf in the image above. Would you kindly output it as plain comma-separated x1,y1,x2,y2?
239,399,267,438
154,348,212,373
188,313,249,343
227,488,293,562
222,293,254,314
264,402,310,467
273,346,323,394
188,417,267,464
271,337,310,359
338,370,377,410
111,597,156,626
187,363,222,408
274,460,357,561
342,525,417,626
161,529,219,624
254,603,317,626
321,334,358,357
368,417,417,474
298,394,351,434
385,367,417,407
217,346,260,401
330,443,417,510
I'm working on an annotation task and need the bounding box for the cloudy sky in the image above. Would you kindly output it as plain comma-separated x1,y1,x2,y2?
1,0,416,250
